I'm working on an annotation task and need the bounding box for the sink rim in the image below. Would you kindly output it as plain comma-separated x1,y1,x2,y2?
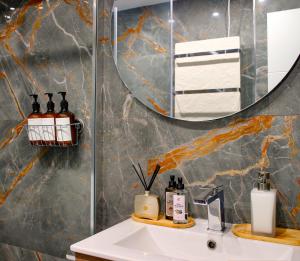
71,218,299,261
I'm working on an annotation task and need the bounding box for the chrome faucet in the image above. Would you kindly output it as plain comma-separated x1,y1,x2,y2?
193,185,225,232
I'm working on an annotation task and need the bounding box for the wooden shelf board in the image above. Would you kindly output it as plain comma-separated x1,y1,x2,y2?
232,224,300,246
131,213,195,229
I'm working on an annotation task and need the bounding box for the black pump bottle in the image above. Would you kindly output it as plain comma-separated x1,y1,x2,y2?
27,94,42,145
43,93,56,145
56,92,76,146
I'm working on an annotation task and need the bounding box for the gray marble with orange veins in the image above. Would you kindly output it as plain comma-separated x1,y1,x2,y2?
114,0,256,115
96,0,300,233
1,0,300,260
0,0,92,259
0,243,66,261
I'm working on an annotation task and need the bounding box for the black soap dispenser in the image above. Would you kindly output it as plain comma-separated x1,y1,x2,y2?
43,93,56,145
56,92,76,146
165,175,177,220
27,94,43,145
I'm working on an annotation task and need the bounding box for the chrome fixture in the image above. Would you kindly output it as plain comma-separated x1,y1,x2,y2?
193,185,225,232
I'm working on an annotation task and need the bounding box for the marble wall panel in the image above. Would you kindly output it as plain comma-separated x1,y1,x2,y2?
0,0,93,259
96,0,300,233
0,243,66,261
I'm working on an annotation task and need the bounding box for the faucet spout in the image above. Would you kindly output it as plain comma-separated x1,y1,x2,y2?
193,185,225,232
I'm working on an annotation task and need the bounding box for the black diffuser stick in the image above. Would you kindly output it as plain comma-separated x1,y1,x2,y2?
138,163,148,189
147,164,161,191
132,164,146,190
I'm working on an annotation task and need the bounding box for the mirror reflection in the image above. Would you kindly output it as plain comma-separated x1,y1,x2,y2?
111,0,300,121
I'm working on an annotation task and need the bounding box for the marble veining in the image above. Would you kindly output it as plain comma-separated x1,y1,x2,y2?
1,1,300,260
147,115,275,176
0,242,66,261
0,0,93,259
96,0,300,233
113,0,256,116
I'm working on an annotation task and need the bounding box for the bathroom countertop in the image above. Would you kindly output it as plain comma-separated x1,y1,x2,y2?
71,218,300,261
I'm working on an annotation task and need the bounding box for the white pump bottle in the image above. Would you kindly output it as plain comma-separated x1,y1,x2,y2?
251,171,276,237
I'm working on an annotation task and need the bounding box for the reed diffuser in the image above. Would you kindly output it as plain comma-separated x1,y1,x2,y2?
132,163,161,220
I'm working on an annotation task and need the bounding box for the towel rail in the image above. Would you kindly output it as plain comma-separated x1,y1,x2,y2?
175,88,240,95
174,48,240,59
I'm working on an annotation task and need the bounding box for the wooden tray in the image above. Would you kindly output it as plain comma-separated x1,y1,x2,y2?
232,224,300,246
131,214,195,229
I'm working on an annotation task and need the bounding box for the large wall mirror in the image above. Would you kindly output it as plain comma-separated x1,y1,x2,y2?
111,0,300,122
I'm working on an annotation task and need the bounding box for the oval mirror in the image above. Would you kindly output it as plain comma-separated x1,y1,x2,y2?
111,0,300,121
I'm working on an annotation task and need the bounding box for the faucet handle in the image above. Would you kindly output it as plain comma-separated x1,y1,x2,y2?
192,185,226,232
212,185,224,195
192,185,223,205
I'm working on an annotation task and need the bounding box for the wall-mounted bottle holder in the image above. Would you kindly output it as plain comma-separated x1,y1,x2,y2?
25,119,84,147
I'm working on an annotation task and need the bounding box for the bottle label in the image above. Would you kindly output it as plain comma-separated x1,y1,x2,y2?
41,118,55,141
56,118,72,142
166,192,175,217
173,195,185,221
28,118,42,141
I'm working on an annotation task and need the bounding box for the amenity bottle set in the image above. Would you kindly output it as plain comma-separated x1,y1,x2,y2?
165,176,188,224
27,92,76,146
131,162,189,225
132,163,276,235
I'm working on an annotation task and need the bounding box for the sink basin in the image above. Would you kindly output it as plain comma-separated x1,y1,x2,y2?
71,219,300,261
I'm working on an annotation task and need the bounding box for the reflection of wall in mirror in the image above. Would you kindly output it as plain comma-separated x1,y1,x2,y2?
113,0,171,11
267,8,300,92
174,37,241,121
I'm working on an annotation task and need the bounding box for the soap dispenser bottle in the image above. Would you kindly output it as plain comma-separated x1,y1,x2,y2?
27,94,43,145
251,171,276,237
173,177,188,224
56,92,76,146
42,93,56,145
165,175,176,220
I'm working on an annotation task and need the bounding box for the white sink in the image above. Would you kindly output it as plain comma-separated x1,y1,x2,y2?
71,219,300,261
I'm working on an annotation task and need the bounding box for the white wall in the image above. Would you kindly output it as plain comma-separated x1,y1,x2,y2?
267,8,300,91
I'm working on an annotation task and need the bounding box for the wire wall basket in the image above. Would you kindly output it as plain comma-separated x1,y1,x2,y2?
25,120,83,147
